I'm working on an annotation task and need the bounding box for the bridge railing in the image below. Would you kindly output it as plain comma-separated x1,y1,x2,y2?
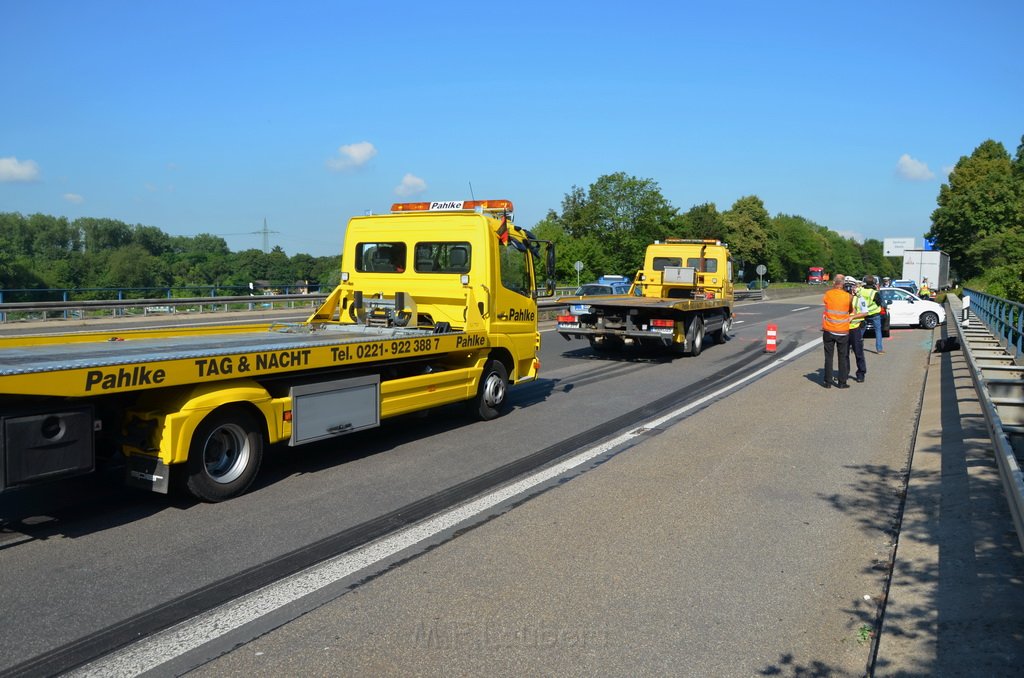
0,293,327,323
963,287,1024,359
0,286,766,324
951,292,1024,549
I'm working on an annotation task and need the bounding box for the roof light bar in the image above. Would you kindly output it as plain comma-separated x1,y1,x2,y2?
391,199,515,214
664,238,722,245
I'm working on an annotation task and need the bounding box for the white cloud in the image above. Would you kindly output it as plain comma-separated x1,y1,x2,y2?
326,141,378,171
896,154,935,181
394,173,427,197
0,156,40,182
63,193,84,204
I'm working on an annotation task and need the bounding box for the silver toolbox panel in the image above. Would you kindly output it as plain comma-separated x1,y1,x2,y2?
663,267,696,284
289,375,380,446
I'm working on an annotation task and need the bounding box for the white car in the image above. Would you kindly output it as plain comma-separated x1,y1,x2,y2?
878,287,945,329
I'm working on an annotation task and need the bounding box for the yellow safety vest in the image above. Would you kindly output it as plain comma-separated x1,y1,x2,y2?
858,287,880,315
850,292,869,329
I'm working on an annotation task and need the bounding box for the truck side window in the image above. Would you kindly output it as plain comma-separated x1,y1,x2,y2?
499,244,531,298
356,243,406,273
414,242,472,273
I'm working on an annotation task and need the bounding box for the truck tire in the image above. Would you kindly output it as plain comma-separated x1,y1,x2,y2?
687,316,704,357
919,312,939,329
469,359,508,421
711,312,732,344
185,407,264,502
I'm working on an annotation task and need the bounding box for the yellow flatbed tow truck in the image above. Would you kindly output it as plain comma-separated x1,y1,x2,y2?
0,200,555,501
556,239,734,356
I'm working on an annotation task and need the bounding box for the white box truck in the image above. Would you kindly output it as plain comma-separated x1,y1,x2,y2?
901,250,950,290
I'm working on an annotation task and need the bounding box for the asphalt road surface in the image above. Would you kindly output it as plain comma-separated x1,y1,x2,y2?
0,293,931,675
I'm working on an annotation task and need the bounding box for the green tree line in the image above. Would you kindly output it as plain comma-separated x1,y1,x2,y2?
533,171,901,287
4,132,1020,302
0,214,342,301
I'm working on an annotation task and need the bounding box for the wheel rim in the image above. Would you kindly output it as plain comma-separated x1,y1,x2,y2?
482,371,506,409
721,316,732,339
922,313,937,329
202,423,251,485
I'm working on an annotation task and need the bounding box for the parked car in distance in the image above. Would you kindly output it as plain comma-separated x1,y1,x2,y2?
878,287,946,329
746,279,770,290
569,281,633,315
891,279,919,296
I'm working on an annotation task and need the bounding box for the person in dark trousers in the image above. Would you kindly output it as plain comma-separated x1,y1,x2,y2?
860,275,886,354
845,278,869,382
822,274,852,389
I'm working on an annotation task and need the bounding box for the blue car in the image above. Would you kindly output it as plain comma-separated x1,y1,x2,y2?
570,281,632,315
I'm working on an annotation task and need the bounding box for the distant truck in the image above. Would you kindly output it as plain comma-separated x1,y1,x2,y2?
808,267,824,284
901,250,950,290
556,239,733,356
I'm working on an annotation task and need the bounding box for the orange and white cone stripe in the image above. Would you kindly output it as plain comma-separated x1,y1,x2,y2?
765,323,778,353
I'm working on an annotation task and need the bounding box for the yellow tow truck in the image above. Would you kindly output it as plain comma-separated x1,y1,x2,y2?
556,239,733,356
0,200,555,501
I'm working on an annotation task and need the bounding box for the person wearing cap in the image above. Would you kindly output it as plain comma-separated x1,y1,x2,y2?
845,277,869,382
919,279,931,300
821,274,852,388
860,275,886,354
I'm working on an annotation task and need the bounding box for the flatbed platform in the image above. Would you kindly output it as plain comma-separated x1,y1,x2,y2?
0,323,485,397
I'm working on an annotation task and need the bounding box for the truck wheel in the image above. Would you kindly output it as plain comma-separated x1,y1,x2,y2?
469,359,508,421
687,316,704,357
711,313,732,344
185,407,264,502
920,312,939,329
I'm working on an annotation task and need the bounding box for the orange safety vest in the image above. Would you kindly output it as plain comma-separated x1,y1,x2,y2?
822,288,852,333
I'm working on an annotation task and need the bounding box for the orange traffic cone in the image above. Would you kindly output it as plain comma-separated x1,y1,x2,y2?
765,323,778,353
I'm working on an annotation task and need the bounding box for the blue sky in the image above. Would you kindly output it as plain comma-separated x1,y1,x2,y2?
2,1,1021,257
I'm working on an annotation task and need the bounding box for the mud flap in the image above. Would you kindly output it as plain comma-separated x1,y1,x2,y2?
125,455,171,494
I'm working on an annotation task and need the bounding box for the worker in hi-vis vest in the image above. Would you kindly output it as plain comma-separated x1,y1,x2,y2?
846,278,869,383
822,274,852,389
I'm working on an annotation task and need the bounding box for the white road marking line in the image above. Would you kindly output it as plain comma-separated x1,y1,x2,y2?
72,336,823,677
791,306,811,312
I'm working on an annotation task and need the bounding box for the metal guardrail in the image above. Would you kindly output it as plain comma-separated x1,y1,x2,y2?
0,286,767,324
0,293,327,323
950,293,1024,550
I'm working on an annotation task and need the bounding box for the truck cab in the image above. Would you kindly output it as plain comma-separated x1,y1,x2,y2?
310,200,555,386
635,239,734,301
